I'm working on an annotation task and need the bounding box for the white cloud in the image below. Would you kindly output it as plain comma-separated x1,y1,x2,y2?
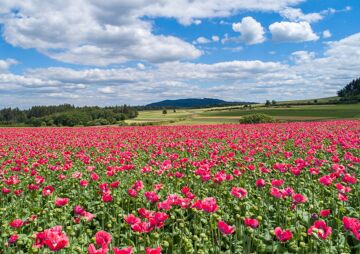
212,35,220,42
0,2,359,107
195,37,211,44
0,1,202,66
323,30,332,39
279,6,353,24
98,86,116,94
324,33,360,60
269,21,319,42
232,17,266,45
139,0,305,25
194,35,220,44
290,51,315,64
0,0,307,66
279,7,323,23
0,32,353,106
0,58,18,73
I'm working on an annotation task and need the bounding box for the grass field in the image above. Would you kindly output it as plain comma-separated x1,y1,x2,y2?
126,104,360,125
277,96,339,105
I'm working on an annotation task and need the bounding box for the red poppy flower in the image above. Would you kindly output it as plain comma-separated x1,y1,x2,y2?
145,247,162,254
343,216,360,240
255,178,266,188
88,244,109,254
200,197,218,213
80,180,89,187
113,247,133,254
9,219,24,228
55,198,69,207
128,189,138,197
14,189,23,196
308,220,332,239
102,193,113,202
8,234,18,244
132,180,144,191
270,187,282,199
84,211,95,221
319,175,333,186
231,187,247,200
35,226,69,251
274,227,293,242
42,186,54,196
218,220,235,235
110,181,120,188
244,218,259,229
271,179,284,187
124,214,141,225
95,231,112,247
292,193,307,204
319,209,331,217
2,188,11,195
90,173,99,181
144,191,159,203
342,174,357,184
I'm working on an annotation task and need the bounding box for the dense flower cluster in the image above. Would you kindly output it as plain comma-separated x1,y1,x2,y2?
0,121,359,253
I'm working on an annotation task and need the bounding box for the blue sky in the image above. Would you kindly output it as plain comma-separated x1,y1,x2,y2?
0,0,359,107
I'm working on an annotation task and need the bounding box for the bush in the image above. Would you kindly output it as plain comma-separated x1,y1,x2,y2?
118,121,128,126
239,113,275,124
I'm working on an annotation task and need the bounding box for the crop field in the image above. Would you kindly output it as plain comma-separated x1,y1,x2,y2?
0,121,359,253
201,104,360,119
126,104,360,126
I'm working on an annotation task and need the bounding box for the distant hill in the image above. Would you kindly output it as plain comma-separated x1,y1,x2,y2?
146,98,254,108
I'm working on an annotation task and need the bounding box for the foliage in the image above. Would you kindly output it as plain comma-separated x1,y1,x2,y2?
0,121,359,253
338,77,360,101
0,104,138,127
239,113,275,124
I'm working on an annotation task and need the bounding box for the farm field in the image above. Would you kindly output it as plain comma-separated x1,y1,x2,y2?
0,121,359,253
201,104,360,119
126,104,360,125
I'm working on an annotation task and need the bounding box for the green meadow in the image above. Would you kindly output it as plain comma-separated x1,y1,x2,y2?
126,104,360,125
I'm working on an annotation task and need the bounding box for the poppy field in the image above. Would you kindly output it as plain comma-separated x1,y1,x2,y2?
0,121,359,254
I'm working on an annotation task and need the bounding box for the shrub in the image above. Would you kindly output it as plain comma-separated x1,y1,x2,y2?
239,113,275,124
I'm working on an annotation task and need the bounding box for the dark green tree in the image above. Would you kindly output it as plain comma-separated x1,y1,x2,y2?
338,77,360,99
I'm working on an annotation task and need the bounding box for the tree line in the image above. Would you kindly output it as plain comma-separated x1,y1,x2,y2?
338,77,360,101
0,104,138,127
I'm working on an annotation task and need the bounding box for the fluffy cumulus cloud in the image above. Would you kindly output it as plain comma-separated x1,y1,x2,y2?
0,59,18,73
0,1,201,66
279,7,323,23
195,37,211,44
269,21,319,42
232,17,266,45
0,0,358,107
1,32,359,107
323,30,332,39
279,6,353,24
0,0,306,66
290,51,315,64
